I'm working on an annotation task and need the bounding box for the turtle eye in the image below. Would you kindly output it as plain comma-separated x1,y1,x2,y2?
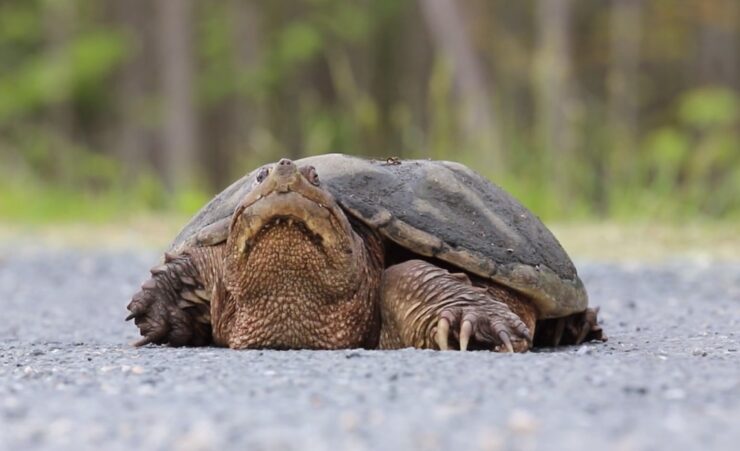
307,166,320,186
256,167,269,184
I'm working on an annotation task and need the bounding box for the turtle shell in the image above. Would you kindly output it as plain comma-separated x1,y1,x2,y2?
170,154,587,318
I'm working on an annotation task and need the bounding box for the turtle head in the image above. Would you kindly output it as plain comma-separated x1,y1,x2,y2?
213,158,381,349
228,158,356,253
224,158,366,298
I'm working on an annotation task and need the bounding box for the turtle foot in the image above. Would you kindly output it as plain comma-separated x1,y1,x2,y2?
379,259,535,352
126,253,212,347
534,307,607,347
572,307,607,344
432,304,532,353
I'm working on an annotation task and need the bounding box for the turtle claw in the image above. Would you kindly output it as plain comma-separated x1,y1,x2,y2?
126,256,213,347
133,336,155,347
459,320,473,351
573,307,606,344
381,260,535,352
436,317,451,350
433,304,531,352
132,324,169,346
496,330,514,353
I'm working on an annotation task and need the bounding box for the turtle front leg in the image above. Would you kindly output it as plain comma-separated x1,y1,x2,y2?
379,260,533,352
126,250,215,347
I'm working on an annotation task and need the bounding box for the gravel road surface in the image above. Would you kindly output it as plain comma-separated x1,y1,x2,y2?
1,248,738,451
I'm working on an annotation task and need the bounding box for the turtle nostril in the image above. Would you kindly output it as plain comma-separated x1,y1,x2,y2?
274,158,297,182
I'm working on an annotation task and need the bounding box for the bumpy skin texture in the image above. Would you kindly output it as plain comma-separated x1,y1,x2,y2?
379,260,532,352
169,154,590,320
211,221,383,349
127,158,604,352
129,159,388,350
127,251,214,347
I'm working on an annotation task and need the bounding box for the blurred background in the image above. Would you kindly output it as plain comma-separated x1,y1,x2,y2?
0,0,738,224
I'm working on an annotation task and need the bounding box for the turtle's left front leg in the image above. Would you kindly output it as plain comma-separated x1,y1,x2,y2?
379,260,533,352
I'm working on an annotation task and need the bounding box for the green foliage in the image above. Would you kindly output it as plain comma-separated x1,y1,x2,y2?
0,27,125,120
634,87,740,218
278,23,323,64
0,151,208,223
679,87,739,128
0,0,739,223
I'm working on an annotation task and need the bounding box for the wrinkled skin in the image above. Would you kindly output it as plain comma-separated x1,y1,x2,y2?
127,159,604,351
213,159,383,349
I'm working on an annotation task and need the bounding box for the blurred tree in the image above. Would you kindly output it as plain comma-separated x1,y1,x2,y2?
419,0,502,169
109,0,156,180
606,0,643,214
157,0,198,191
43,0,75,154
533,0,578,204
0,0,738,221
695,0,738,88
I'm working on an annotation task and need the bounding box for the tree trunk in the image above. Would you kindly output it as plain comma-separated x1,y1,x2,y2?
419,0,502,169
396,3,434,158
695,0,738,88
201,0,264,190
156,0,199,191
606,0,642,213
43,0,76,182
230,0,263,167
109,0,155,180
533,0,576,202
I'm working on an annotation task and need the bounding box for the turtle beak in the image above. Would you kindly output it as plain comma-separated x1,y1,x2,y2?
271,158,301,193
231,157,356,253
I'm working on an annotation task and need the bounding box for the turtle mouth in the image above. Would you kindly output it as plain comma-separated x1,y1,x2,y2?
246,215,324,249
235,191,353,254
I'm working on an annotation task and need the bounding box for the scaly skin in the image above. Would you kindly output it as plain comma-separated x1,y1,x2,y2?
126,248,219,346
127,158,597,352
128,159,386,349
379,260,533,352
211,159,384,349
212,219,383,349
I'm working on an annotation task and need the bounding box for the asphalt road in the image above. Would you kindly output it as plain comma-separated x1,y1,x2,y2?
1,248,738,451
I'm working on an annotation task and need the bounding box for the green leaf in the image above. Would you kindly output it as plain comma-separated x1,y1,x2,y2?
278,22,322,64
678,87,739,128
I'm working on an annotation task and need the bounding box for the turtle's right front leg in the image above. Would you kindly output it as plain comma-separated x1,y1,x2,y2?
126,249,217,347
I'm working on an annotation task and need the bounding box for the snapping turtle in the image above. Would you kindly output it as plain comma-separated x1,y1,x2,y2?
127,154,605,352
